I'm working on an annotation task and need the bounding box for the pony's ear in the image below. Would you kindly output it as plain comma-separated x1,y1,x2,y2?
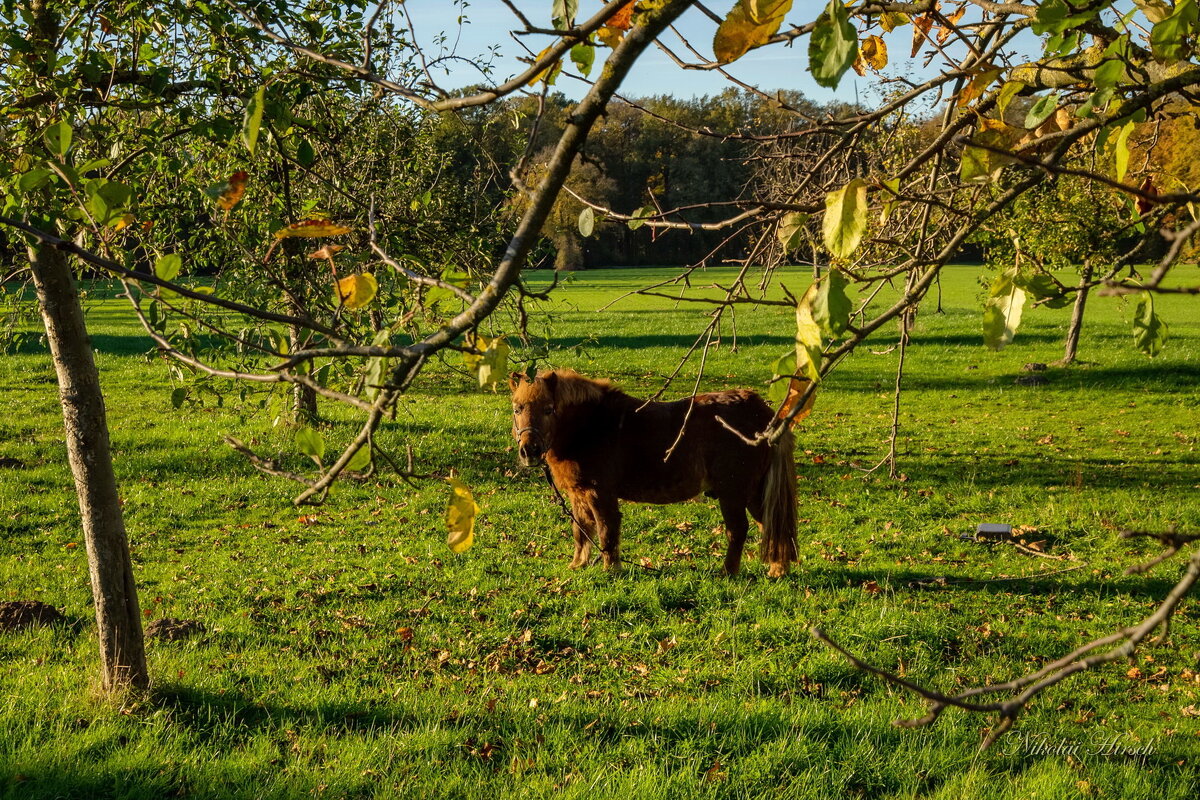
540,371,558,397
508,372,527,392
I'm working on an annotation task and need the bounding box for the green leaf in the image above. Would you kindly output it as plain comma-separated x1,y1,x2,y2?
627,206,654,230
170,387,187,409
44,121,73,158
767,351,796,402
997,80,1026,115
879,177,901,225
794,287,823,382
1113,119,1135,183
296,138,315,167
570,42,595,76
777,211,809,251
578,206,595,237
982,271,1027,350
822,178,868,259
1132,292,1169,356
552,0,578,28
808,0,857,88
296,426,326,461
1093,58,1125,89
346,444,372,472
1150,0,1198,62
811,269,852,337
18,168,53,193
86,180,133,225
154,253,182,281
242,86,266,155
960,119,1018,184
1024,93,1059,129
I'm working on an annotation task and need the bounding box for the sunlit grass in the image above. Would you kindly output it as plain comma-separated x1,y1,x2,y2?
1,265,1198,799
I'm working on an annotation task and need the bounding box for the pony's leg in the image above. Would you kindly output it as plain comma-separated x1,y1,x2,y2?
718,495,750,576
566,492,596,569
569,519,594,569
594,495,623,571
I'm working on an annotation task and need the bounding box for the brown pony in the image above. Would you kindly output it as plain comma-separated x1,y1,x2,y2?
509,369,800,577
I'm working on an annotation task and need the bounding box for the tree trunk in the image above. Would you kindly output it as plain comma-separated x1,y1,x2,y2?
289,323,318,423
28,242,148,690
1055,261,1093,367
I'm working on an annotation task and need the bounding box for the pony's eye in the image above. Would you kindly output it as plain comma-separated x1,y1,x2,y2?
545,406,555,416
513,405,522,414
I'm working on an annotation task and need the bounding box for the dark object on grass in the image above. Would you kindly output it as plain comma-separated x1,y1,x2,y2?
1022,362,1048,372
976,523,1013,538
0,457,25,468
0,601,66,631
145,618,206,641
1014,374,1049,386
510,368,805,578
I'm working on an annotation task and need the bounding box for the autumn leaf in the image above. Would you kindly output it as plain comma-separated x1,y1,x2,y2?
275,219,352,239
215,171,248,210
714,0,793,64
776,375,816,427
853,35,887,76
956,67,1002,107
446,477,480,554
937,6,966,44
529,46,563,85
463,334,511,388
911,14,934,57
777,211,809,250
982,270,1026,350
794,284,823,382
335,273,378,310
308,243,344,261
822,178,868,259
879,11,910,31
606,0,635,30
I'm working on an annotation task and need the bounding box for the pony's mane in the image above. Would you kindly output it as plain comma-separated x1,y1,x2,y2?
539,368,612,407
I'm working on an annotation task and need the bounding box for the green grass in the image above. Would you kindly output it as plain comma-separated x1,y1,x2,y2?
1,265,1199,799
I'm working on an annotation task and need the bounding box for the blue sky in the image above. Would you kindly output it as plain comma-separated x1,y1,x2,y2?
402,1,959,106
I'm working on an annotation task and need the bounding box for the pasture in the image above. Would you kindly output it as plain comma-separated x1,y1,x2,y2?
1,265,1199,799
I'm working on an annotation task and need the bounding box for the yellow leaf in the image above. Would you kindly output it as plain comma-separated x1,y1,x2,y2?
275,219,352,239
794,285,823,382
713,0,792,65
529,46,563,85
464,334,510,388
861,35,887,70
335,273,378,310
956,67,1002,107
446,477,479,554
879,11,909,32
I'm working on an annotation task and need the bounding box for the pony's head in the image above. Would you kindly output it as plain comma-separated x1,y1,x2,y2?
508,369,609,467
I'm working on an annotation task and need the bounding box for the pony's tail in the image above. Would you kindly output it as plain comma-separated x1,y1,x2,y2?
760,427,797,577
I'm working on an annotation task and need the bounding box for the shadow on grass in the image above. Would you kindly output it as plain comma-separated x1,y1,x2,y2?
4,680,1192,799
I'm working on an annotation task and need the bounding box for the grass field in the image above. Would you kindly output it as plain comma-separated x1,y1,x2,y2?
1,265,1199,799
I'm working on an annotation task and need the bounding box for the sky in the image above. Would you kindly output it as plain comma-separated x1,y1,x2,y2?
401,1,963,107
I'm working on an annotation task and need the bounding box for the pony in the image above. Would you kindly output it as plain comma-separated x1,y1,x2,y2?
509,369,802,577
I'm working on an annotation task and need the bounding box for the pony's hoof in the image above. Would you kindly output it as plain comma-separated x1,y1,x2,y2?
721,564,742,577
767,563,790,578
